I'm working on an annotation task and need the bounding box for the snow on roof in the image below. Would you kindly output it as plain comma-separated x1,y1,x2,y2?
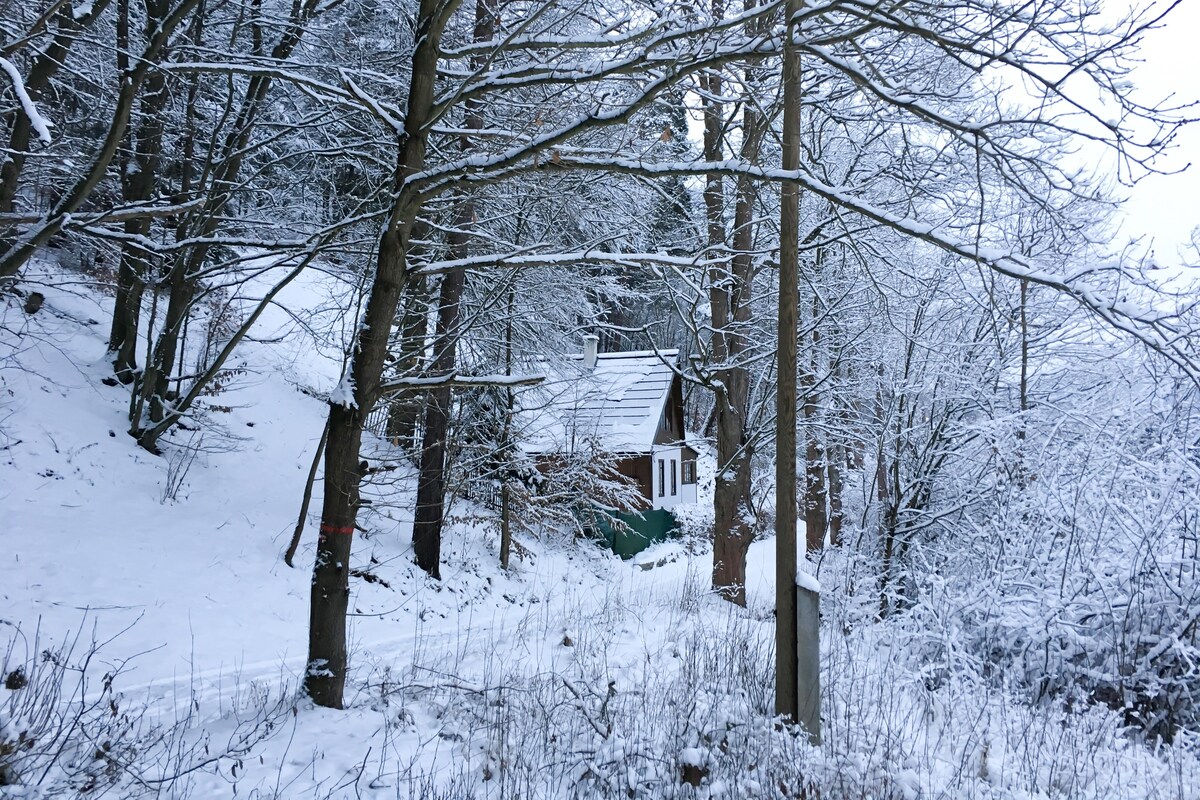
516,349,680,455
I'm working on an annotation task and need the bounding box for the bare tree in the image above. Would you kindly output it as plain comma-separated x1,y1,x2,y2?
0,0,114,228
0,0,201,280
703,3,770,606
410,0,494,579
306,0,788,708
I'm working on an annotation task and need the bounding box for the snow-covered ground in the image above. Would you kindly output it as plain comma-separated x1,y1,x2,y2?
2,260,1197,798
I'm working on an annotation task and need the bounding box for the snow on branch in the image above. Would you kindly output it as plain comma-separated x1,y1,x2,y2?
418,23,781,169
416,250,722,276
438,0,779,63
0,57,53,144
0,198,204,226
339,69,404,134
377,372,546,396
166,62,405,123
548,154,1200,381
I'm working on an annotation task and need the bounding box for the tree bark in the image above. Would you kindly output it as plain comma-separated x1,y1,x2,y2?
827,318,845,546
707,0,764,606
385,269,429,454
499,482,512,570
1016,276,1030,487
803,279,827,551
874,364,897,618
305,0,445,709
775,0,802,723
109,0,173,383
826,432,844,547
411,266,466,578
139,248,194,427
308,225,411,709
410,0,492,580
499,284,515,570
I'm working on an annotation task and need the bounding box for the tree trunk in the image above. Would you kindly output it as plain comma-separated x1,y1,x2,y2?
874,368,897,618
138,251,194,429
305,0,445,708
878,497,899,619
411,266,466,578
803,283,827,551
499,482,512,570
827,324,845,546
308,221,412,708
134,0,319,451
109,1,173,382
826,437,844,547
410,0,493,580
706,0,764,605
385,270,429,454
1015,277,1030,487
109,226,150,383
499,283,515,570
307,399,365,708
700,1,732,597
285,417,331,567
803,432,827,550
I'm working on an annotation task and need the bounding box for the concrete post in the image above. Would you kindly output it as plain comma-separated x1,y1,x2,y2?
796,580,821,744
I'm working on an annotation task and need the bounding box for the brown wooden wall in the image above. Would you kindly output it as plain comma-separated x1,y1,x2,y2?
616,455,653,508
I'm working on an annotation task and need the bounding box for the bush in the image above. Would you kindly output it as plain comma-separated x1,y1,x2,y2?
0,619,291,797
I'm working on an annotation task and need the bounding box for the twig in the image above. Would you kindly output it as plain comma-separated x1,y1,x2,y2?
284,416,330,567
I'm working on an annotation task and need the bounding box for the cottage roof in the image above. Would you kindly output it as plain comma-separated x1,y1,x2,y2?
516,349,680,455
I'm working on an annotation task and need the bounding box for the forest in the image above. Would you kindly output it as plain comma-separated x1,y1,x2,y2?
1,0,1199,796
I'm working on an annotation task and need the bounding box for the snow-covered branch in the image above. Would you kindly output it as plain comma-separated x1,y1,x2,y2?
415,249,721,276
0,57,53,144
377,372,545,396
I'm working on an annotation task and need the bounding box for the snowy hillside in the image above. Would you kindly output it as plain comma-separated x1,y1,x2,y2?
0,260,776,796
3,258,1198,797
3,1,1200,790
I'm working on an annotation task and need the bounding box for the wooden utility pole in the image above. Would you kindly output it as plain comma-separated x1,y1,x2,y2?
775,0,800,724
776,0,820,743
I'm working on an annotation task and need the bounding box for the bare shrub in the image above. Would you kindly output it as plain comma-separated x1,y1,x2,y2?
0,618,293,797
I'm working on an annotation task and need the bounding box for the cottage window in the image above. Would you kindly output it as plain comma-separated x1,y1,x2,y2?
682,460,696,484
658,458,665,497
670,459,677,496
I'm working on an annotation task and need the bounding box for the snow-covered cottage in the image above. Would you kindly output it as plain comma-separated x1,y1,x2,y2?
518,337,699,555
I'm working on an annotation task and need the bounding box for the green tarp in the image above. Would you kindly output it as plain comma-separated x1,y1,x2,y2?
588,508,679,559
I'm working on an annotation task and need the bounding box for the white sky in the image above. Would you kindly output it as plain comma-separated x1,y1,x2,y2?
1116,1,1200,265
